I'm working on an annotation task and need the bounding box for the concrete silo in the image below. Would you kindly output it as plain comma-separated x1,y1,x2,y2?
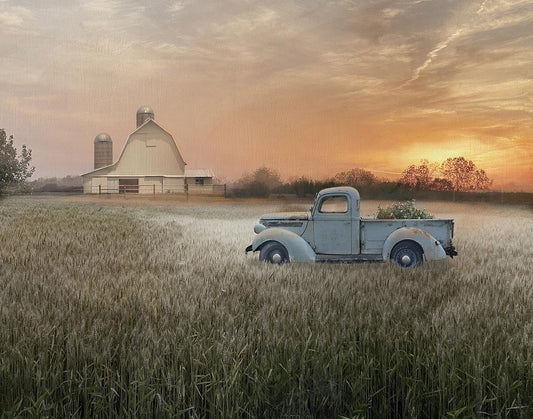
94,133,113,169
136,105,154,127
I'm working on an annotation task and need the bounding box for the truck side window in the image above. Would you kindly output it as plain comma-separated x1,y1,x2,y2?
319,196,348,213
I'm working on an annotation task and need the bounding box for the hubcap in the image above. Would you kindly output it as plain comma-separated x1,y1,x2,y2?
271,252,282,263
401,254,412,265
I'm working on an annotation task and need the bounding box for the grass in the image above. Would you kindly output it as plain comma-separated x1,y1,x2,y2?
0,195,533,417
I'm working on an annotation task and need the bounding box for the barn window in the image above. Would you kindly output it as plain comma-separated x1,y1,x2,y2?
195,178,204,185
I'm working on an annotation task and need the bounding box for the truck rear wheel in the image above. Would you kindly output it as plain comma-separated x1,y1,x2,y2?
391,241,423,268
259,242,289,264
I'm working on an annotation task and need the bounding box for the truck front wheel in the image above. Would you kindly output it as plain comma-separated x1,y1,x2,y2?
391,241,423,268
259,242,289,264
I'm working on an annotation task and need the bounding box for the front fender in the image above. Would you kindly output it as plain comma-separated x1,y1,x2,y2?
383,227,446,261
252,228,316,263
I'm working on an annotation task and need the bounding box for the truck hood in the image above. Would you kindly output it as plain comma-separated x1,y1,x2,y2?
259,212,309,236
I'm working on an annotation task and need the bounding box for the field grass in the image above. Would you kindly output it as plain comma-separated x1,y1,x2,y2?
1,194,533,417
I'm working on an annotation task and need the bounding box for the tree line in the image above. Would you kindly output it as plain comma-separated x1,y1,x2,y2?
0,127,494,198
232,157,493,198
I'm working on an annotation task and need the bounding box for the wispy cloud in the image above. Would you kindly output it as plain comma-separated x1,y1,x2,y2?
403,29,464,86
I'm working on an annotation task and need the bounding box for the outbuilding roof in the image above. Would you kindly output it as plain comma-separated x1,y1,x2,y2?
185,168,215,178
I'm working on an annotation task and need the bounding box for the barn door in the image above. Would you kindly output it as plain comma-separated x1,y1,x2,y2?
119,178,139,193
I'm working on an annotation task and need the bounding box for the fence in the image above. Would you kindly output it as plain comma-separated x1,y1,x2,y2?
92,184,226,198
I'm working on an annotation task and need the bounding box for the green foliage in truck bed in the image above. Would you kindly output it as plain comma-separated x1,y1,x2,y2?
376,200,433,219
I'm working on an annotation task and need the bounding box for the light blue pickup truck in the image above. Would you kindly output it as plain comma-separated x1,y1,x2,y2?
246,187,457,268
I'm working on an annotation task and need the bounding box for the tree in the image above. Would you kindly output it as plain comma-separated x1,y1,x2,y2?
429,177,453,191
399,161,431,190
234,166,282,197
398,157,492,192
0,129,34,193
440,157,492,191
333,168,377,187
288,176,316,198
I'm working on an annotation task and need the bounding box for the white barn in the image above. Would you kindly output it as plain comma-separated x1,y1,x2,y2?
82,106,216,194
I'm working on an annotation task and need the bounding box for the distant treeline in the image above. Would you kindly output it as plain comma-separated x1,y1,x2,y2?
230,164,532,205
25,176,83,193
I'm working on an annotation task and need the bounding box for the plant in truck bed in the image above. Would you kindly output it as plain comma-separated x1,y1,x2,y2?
376,200,433,219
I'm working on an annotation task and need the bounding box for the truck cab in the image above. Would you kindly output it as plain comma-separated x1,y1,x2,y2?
307,187,360,254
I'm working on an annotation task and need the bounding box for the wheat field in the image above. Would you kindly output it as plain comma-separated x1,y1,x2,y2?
0,194,532,417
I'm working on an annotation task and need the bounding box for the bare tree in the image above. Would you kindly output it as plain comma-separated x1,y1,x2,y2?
441,157,492,191
399,161,431,190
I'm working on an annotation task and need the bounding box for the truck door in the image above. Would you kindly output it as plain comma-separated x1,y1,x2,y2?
313,194,352,254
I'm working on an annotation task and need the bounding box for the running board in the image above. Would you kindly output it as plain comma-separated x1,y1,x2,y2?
316,254,384,263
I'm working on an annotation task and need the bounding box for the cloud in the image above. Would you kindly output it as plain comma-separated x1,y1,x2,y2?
403,28,464,86
169,1,186,13
0,5,34,33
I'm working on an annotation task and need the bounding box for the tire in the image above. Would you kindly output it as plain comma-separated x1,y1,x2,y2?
259,242,289,264
391,241,423,268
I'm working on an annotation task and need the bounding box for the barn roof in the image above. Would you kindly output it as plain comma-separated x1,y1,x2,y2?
81,118,187,177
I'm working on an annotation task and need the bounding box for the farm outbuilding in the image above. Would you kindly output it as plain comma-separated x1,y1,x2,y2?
82,106,217,194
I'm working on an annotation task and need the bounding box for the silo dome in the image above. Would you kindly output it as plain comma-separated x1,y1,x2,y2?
136,105,154,127
94,133,112,143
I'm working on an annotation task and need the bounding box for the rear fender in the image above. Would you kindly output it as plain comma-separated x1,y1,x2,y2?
383,227,446,261
252,228,316,263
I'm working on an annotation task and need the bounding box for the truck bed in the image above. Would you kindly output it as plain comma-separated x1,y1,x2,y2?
360,218,454,254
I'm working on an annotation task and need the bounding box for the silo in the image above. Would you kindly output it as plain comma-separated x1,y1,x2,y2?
136,105,154,127
94,133,113,169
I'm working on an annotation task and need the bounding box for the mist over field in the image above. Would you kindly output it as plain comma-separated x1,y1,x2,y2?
1,195,532,416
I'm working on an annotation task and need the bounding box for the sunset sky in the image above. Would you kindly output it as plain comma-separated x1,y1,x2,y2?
1,0,532,190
